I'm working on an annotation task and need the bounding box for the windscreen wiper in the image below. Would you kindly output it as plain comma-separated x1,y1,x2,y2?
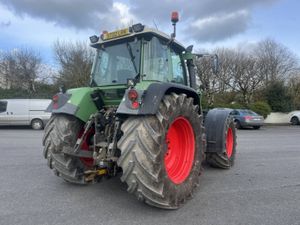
126,42,138,75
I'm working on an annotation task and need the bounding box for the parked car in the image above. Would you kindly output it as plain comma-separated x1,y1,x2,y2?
0,99,51,130
289,111,300,125
230,109,264,129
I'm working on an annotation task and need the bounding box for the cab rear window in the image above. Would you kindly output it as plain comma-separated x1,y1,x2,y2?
0,101,7,113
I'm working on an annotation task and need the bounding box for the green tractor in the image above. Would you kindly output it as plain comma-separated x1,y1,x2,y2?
43,12,236,209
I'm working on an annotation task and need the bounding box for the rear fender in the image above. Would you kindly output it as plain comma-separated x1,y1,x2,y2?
116,82,201,115
204,108,233,153
46,87,98,122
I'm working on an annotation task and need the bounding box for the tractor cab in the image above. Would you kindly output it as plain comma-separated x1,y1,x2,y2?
89,25,188,88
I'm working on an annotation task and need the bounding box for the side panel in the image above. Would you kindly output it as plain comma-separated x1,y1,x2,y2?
204,108,233,153
68,88,98,122
29,100,52,124
8,100,30,125
117,82,201,115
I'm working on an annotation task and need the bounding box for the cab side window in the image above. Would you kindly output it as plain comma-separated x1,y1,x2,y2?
0,101,7,113
170,49,185,85
143,36,169,82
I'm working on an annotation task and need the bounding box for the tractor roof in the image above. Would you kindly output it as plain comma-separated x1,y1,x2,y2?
90,25,186,51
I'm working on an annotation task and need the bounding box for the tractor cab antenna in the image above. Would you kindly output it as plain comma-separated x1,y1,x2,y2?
153,19,159,30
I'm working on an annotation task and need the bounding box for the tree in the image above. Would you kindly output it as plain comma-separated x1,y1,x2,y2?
196,55,219,107
231,51,265,105
53,40,94,88
212,48,264,106
255,39,298,85
288,72,300,110
0,49,41,92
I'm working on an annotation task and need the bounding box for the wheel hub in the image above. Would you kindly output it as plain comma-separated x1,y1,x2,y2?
164,117,195,184
226,127,233,158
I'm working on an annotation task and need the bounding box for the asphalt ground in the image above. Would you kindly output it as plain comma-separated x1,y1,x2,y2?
0,125,300,225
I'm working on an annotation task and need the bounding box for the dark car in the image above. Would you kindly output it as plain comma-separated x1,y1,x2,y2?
230,109,264,129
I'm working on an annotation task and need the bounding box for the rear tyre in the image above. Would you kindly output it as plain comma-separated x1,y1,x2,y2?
206,117,236,169
253,126,260,130
31,119,43,130
117,93,204,209
291,116,299,125
42,114,88,184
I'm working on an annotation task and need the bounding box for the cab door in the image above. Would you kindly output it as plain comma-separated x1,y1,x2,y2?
0,100,10,125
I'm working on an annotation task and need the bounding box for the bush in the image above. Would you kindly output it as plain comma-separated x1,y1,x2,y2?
265,81,293,112
0,83,57,99
250,101,271,118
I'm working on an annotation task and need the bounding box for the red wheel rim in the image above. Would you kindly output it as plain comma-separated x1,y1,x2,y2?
78,128,94,167
164,117,195,184
226,127,233,158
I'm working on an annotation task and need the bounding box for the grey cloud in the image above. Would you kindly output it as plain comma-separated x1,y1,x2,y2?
187,11,250,42
0,0,115,30
129,0,279,42
0,0,279,42
0,20,11,27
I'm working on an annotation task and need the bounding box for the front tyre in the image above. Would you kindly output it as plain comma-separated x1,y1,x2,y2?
117,93,204,209
291,116,300,125
31,118,44,130
206,116,236,169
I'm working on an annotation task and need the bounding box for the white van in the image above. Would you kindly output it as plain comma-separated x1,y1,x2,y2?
0,99,51,130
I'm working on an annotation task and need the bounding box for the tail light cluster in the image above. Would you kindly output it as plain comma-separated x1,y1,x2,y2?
128,89,139,109
244,116,252,121
52,94,59,109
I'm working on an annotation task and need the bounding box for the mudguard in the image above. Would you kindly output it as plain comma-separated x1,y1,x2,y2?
46,87,98,122
204,108,234,153
117,82,201,115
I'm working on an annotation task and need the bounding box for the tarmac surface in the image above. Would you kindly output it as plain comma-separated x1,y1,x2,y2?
0,125,300,225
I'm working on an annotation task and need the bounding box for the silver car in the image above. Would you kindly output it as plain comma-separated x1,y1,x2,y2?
230,109,264,129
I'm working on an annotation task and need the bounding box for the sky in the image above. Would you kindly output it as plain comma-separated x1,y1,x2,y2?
0,0,299,65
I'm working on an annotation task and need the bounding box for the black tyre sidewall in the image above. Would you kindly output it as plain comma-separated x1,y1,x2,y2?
158,95,203,206
291,117,299,125
32,119,43,130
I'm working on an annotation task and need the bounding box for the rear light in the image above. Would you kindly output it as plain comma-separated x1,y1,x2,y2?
128,89,138,101
128,89,139,109
52,95,59,109
52,95,59,103
131,101,139,109
244,116,252,121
